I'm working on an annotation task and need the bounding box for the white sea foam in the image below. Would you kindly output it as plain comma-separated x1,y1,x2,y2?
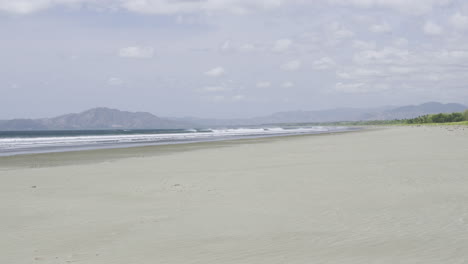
0,126,352,156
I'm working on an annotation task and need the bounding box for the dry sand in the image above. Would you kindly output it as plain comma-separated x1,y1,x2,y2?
1,126,468,263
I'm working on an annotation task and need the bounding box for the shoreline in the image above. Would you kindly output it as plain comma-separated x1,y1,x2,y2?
0,128,367,170
0,126,358,159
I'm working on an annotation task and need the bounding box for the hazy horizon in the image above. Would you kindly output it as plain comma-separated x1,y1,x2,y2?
2,101,468,121
2,0,468,119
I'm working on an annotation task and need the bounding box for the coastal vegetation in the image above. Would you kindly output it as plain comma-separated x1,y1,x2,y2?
279,110,468,126
405,111,468,124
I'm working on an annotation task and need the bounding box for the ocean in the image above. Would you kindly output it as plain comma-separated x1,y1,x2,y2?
0,126,355,156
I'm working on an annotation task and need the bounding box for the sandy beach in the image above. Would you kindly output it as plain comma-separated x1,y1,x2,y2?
1,126,468,264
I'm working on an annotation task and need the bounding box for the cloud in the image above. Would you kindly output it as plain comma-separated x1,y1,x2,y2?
219,41,256,53
199,86,229,92
352,40,376,50
256,81,271,88
327,0,452,15
370,23,392,33
0,0,91,14
393,38,408,47
239,43,256,52
282,81,294,88
329,22,354,40
119,46,154,58
0,0,283,15
204,67,226,77
312,57,336,70
423,21,443,35
107,77,123,86
449,12,468,31
337,68,385,80
0,1,49,14
435,50,468,61
354,47,409,65
208,95,226,102
232,94,246,101
272,38,292,52
388,66,416,74
220,40,231,52
322,22,355,46
333,82,389,94
281,60,302,71
121,0,282,15
206,94,247,103
334,82,366,93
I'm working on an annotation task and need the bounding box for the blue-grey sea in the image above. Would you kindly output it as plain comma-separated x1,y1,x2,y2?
0,126,355,156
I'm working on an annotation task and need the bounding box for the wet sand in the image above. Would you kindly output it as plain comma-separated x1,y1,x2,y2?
1,126,468,263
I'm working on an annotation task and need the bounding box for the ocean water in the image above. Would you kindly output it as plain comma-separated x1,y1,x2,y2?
0,126,354,156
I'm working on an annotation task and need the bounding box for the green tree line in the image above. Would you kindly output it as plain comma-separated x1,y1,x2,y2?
275,110,468,126
405,110,468,124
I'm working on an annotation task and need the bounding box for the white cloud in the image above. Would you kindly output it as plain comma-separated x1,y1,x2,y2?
281,60,302,71
119,46,154,58
435,50,468,61
0,1,48,14
325,22,355,45
388,66,416,74
220,40,231,52
423,21,443,35
199,86,229,92
449,12,468,31
232,94,246,101
328,0,452,15
337,68,385,80
354,47,409,64
0,0,92,14
107,77,123,86
204,66,226,77
334,82,389,94
312,57,336,70
334,29,354,39
370,23,392,33
0,0,283,14
208,95,226,102
239,43,256,52
121,0,282,15
256,81,271,88
331,23,354,40
0,0,454,16
352,40,376,50
272,38,292,52
334,82,366,93
220,41,256,53
282,81,294,88
394,38,408,47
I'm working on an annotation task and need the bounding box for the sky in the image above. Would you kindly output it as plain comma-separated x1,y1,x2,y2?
1,0,468,119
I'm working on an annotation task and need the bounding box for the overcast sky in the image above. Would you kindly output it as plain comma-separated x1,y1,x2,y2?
1,0,468,119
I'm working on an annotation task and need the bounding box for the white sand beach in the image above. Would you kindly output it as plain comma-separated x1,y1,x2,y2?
1,126,468,264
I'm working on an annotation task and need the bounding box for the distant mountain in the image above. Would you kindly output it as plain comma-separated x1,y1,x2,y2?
252,107,374,124
174,102,467,126
0,108,193,131
1,102,466,131
376,102,468,120
255,102,467,124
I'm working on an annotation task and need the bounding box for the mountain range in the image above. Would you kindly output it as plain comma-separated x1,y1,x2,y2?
0,102,466,130
0,108,193,131
174,102,467,126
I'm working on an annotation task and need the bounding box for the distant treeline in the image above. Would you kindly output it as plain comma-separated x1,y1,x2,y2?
405,110,468,124
274,110,468,126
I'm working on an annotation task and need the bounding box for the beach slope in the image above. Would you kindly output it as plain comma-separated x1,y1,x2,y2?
1,126,468,263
